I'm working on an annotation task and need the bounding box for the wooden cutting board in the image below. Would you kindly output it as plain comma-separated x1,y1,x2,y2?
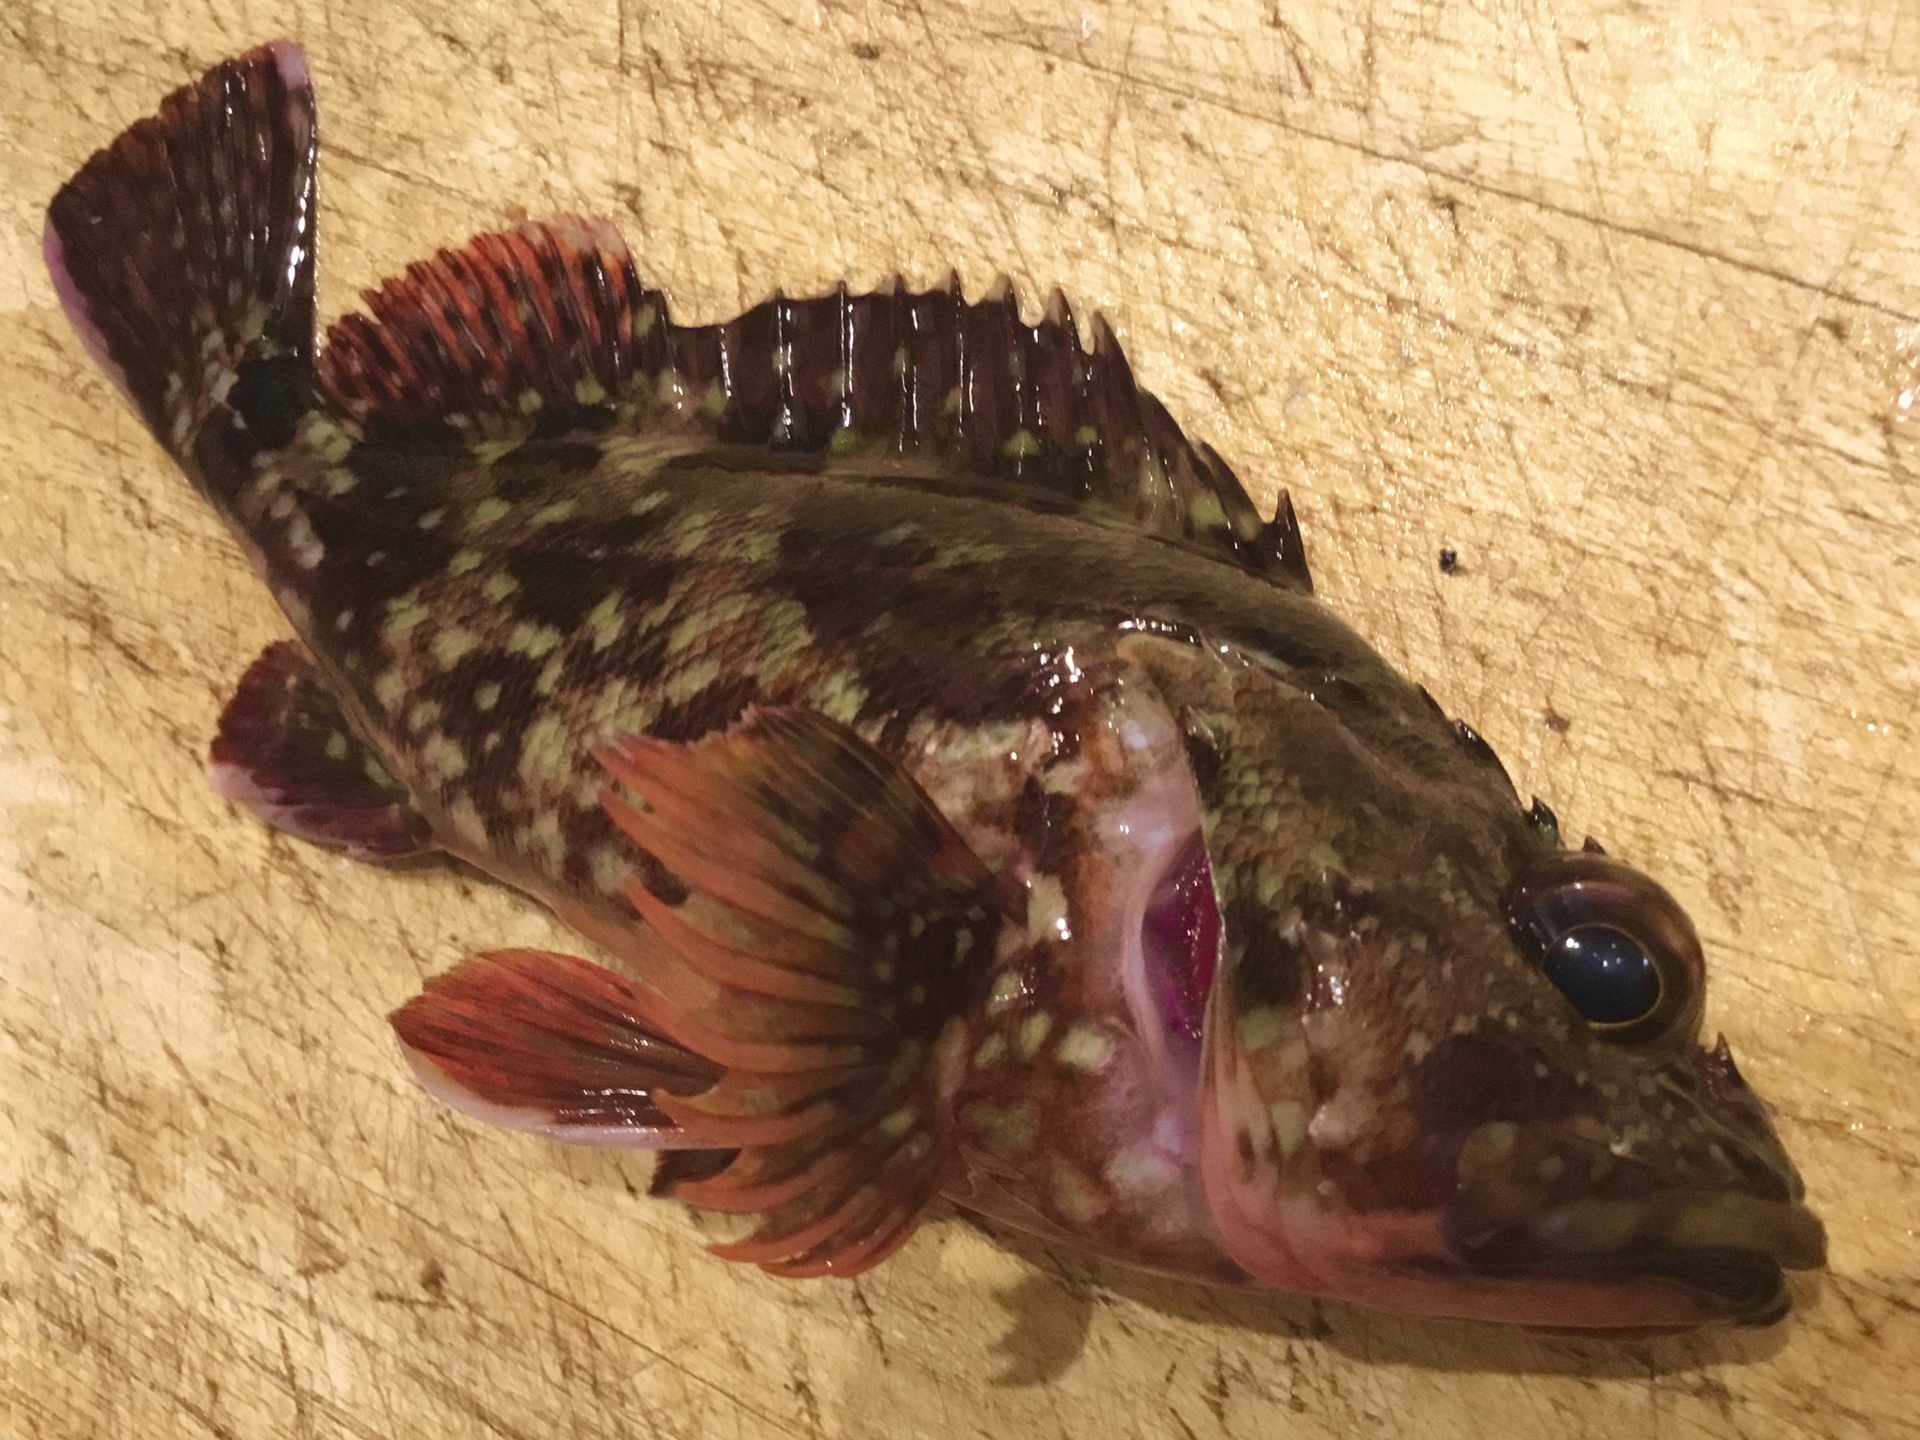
3,3,1916,1436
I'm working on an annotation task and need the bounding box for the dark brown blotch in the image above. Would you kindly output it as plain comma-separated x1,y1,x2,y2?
1224,895,1305,1012
490,438,602,499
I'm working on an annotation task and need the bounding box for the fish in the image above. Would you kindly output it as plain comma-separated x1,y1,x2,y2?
42,40,1824,1328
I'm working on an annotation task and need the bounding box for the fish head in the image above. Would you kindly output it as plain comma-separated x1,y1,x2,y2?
1120,632,1823,1328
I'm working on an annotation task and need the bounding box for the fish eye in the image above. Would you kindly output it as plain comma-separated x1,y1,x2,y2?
1541,925,1660,1024
1505,852,1705,1043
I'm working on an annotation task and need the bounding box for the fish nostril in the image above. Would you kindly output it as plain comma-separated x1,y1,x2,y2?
1142,834,1220,1041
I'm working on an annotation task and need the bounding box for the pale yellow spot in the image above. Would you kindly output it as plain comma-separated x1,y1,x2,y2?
533,499,576,525
326,467,357,496
323,731,348,762
1025,874,1070,944
431,629,480,669
521,808,565,866
972,1034,1007,1070
812,669,868,724
586,594,624,650
960,1100,1037,1157
1014,1012,1053,1060
1269,1101,1307,1158
420,732,468,783
448,549,484,576
373,668,406,710
668,510,714,559
660,655,721,706
535,655,565,694
1049,1161,1109,1225
1105,1144,1180,1197
418,508,445,531
472,497,510,527
475,681,502,712
589,678,658,739
519,716,570,782
406,700,442,733
446,795,488,848
1186,491,1227,528
986,970,1023,1015
667,592,751,654
482,572,518,602
1055,1023,1116,1073
507,622,562,659
590,848,629,895
1236,1007,1285,1053
383,597,430,642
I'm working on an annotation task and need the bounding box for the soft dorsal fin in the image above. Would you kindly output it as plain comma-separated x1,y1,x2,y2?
315,218,1312,591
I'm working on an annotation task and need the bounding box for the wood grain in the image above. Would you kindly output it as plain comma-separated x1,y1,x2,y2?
3,3,1916,1436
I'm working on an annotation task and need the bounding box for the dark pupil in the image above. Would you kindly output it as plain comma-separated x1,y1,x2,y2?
1541,924,1660,1024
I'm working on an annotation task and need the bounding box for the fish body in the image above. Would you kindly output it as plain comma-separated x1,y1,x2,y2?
44,43,1823,1325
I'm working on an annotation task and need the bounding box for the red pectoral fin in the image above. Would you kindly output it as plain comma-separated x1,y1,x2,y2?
596,707,1013,1276
391,949,722,1148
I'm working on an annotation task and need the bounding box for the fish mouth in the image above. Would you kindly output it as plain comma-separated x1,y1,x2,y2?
1196,996,1826,1326
1477,1245,1792,1326
1199,1134,1826,1327
1443,1198,1820,1328
1453,1190,1827,1326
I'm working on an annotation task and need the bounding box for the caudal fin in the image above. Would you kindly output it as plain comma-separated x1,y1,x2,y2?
43,41,318,508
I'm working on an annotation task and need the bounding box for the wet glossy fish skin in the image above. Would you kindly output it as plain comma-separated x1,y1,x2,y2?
42,41,1823,1324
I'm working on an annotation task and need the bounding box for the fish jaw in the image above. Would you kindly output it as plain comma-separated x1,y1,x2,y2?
1196,936,1825,1328
1108,632,1824,1327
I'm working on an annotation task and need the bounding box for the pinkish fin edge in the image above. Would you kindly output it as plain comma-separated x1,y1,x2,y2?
208,641,436,863
390,949,723,1147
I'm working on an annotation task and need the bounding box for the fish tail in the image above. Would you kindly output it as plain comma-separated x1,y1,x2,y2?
43,41,318,513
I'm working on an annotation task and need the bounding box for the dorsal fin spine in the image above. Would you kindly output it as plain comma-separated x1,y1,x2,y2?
316,224,1312,591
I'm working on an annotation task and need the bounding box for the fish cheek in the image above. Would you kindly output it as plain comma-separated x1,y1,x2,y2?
1221,895,1305,1014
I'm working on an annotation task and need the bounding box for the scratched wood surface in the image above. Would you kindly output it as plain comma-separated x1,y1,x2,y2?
3,2,1917,1436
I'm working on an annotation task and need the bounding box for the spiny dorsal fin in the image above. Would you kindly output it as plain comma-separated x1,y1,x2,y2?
316,216,646,430
316,219,1312,591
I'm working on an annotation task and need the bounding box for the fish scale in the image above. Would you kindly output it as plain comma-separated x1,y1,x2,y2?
42,40,1823,1324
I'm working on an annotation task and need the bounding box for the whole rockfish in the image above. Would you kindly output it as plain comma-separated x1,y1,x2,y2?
45,42,1823,1327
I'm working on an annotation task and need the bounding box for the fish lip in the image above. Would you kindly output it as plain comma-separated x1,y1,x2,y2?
1458,1197,1826,1326
1461,1244,1794,1326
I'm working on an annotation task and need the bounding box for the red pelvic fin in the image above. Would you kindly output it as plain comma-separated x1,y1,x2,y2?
390,949,723,1147
208,641,436,863
596,707,1014,1276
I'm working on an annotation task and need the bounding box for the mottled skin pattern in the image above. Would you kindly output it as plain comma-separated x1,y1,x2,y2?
234,411,1444,1278
44,42,1822,1324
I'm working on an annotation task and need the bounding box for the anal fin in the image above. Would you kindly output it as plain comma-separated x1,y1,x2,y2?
596,707,1018,1277
209,641,434,862
390,949,723,1147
